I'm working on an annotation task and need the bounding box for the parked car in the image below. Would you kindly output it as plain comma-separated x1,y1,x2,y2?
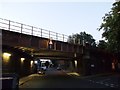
41,66,47,71
41,63,47,71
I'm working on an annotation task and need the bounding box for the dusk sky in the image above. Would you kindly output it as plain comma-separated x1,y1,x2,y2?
0,0,115,42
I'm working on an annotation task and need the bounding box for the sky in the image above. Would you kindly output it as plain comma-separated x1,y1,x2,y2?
0,0,115,42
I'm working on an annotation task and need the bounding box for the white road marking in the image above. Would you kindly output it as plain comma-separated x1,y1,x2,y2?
100,82,104,84
88,78,118,88
110,84,114,86
116,85,118,87
105,83,109,86
96,82,100,83
110,85,114,87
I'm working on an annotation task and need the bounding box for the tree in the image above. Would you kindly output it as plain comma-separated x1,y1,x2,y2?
97,40,107,50
98,1,120,53
67,31,96,47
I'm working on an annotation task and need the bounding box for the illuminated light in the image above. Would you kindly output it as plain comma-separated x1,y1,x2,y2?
31,61,33,66
74,53,76,57
3,52,11,57
112,63,115,70
49,40,53,45
91,64,95,67
49,37,53,45
3,52,11,63
34,61,37,64
21,58,25,62
75,60,77,67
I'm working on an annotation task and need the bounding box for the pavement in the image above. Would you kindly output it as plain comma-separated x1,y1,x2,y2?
19,70,115,86
62,70,80,76
19,74,43,86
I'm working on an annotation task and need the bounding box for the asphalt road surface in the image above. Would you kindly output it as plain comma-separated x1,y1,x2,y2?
19,68,119,88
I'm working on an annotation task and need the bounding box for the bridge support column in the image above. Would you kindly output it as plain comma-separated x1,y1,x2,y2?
73,59,82,73
68,60,79,72
61,43,63,51
76,58,83,75
69,60,75,72
72,55,86,76
54,42,56,50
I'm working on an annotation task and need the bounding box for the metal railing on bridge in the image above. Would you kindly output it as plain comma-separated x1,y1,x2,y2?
0,18,68,42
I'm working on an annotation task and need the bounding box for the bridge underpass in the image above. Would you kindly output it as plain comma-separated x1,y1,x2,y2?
2,44,82,77
1,18,84,77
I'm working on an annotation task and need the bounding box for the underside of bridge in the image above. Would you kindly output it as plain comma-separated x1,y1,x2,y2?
14,46,75,60
2,45,79,77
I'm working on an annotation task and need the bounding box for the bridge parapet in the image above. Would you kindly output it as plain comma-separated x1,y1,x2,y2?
0,18,68,42
2,29,82,54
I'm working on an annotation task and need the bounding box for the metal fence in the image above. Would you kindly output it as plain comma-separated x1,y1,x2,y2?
0,18,69,42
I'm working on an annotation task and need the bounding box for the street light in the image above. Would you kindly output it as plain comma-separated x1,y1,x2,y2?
3,52,11,63
21,58,25,63
48,37,53,49
30,61,33,67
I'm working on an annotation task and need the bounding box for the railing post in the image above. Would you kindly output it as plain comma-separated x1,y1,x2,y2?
41,29,42,37
63,34,64,42
30,26,33,47
21,24,23,33
56,33,58,40
49,31,50,39
61,43,63,51
8,20,10,31
31,26,33,36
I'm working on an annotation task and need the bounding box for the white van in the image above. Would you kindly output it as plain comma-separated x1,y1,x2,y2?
41,62,47,71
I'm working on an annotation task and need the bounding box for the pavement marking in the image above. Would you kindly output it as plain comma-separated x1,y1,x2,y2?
96,82,100,84
99,82,103,84
116,85,119,87
87,78,119,88
110,85,114,88
110,84,114,86
105,83,109,86
89,80,92,81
